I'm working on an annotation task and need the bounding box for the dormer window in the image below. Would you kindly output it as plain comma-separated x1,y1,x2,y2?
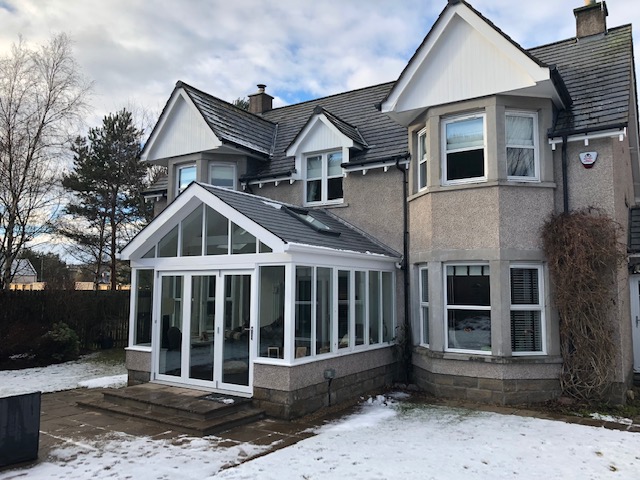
305,151,343,205
442,113,486,185
506,112,539,181
177,164,196,195
210,163,236,189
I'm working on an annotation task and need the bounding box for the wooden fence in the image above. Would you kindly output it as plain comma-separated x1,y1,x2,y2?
0,290,130,360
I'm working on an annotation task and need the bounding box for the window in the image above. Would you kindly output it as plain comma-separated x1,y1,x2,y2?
210,164,236,189
295,266,313,358
305,151,343,204
506,112,538,180
132,269,153,347
259,266,285,359
176,164,196,195
420,267,429,345
445,265,491,353
443,114,486,184
338,270,351,349
180,206,203,256
417,129,427,190
158,226,178,257
510,265,545,354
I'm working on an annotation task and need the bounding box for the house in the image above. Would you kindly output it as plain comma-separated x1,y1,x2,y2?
7,258,44,290
120,0,639,418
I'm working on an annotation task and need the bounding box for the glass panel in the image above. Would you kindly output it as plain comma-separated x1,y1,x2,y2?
181,206,203,256
306,156,322,179
327,151,343,177
295,267,312,358
507,148,535,177
133,270,153,346
419,161,427,189
422,306,429,345
447,310,491,351
338,270,350,349
142,247,155,259
506,115,534,147
382,272,394,342
446,150,484,181
418,132,427,189
159,276,183,376
222,275,251,386
190,276,215,381
355,271,366,346
511,268,539,304
316,267,333,355
306,179,321,203
210,164,235,189
446,117,484,150
369,271,380,344
259,266,285,359
327,177,343,201
178,165,196,192
158,226,178,258
259,242,273,253
511,311,542,352
447,266,490,306
231,222,257,254
420,269,429,303
206,206,229,255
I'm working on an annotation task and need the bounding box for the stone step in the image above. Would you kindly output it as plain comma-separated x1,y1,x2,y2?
102,385,252,422
78,397,265,437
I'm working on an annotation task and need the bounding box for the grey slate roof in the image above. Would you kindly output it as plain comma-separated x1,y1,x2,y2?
528,25,633,135
319,107,369,148
629,207,640,253
179,82,276,157
198,183,400,257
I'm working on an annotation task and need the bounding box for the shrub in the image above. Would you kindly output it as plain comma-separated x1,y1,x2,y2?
38,322,80,363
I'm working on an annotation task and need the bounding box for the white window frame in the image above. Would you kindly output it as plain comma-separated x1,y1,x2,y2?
444,263,491,355
506,111,539,182
417,128,428,190
441,113,487,186
209,162,237,190
510,263,546,356
419,266,429,346
176,163,196,196
304,150,344,206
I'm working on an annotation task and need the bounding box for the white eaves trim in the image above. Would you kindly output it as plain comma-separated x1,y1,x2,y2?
343,158,410,175
548,127,627,150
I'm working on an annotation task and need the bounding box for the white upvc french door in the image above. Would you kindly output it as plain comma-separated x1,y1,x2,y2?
153,270,254,395
629,275,640,373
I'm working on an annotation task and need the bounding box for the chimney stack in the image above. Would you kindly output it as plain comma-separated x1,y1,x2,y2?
248,84,273,114
574,0,608,38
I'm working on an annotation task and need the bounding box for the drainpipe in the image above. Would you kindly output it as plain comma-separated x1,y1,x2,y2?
395,155,411,384
561,135,569,213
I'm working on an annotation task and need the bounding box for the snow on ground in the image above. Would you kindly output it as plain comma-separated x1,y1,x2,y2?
1,359,639,479
0,353,127,397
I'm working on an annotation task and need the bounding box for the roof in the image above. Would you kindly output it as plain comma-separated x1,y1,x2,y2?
529,25,634,136
198,184,400,257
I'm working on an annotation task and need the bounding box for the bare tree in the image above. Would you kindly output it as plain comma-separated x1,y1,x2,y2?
0,34,91,290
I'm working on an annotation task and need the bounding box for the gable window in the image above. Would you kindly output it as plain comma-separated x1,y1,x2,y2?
445,264,491,353
417,129,428,190
177,164,196,195
443,114,486,184
305,151,343,205
210,163,236,189
506,112,539,180
510,265,545,354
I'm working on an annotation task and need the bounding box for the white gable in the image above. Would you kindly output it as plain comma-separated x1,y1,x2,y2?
142,90,221,162
286,115,355,157
382,3,559,126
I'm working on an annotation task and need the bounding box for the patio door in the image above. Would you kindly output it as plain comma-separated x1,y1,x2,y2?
630,276,640,373
155,271,254,394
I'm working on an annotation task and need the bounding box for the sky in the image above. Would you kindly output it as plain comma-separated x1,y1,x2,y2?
1,0,640,132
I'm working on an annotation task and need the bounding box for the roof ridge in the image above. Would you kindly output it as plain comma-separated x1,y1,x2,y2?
528,23,632,52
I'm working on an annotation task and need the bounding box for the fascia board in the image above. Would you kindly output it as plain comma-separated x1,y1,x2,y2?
283,242,400,261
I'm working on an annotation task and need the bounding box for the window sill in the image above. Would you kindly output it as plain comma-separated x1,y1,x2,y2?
414,346,562,364
409,180,556,201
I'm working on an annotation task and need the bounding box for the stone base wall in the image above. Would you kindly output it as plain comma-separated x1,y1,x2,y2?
128,370,151,385
412,347,563,404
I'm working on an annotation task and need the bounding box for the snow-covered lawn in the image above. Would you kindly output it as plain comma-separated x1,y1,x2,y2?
1,358,639,479
0,352,127,398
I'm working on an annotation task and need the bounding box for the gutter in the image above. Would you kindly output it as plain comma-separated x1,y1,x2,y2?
395,156,411,383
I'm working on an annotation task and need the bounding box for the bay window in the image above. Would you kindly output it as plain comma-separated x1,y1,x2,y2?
420,267,429,345
305,151,343,205
445,264,491,352
443,114,486,184
506,112,539,180
176,164,196,195
210,163,236,189
417,129,427,190
510,265,545,354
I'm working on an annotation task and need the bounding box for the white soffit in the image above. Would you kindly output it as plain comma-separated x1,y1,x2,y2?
286,115,354,157
142,90,221,162
381,4,552,125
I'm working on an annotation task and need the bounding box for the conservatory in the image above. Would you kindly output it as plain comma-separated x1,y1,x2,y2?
120,182,400,400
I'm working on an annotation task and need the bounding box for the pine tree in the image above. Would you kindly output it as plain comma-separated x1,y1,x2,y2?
62,109,150,289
